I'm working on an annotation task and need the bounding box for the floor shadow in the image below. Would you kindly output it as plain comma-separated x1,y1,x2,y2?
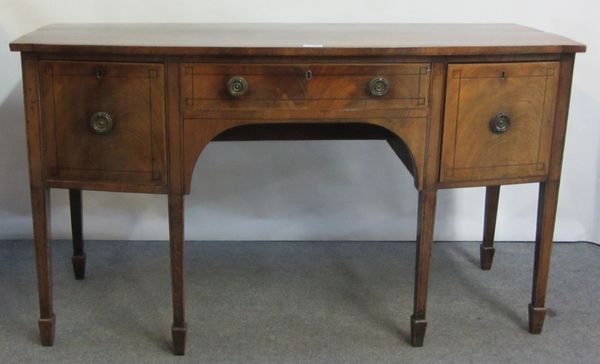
437,242,528,330
325,245,412,344
438,240,482,268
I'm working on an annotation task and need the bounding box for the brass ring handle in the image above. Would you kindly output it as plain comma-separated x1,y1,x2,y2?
490,112,511,134
227,76,249,97
369,76,390,97
89,111,114,135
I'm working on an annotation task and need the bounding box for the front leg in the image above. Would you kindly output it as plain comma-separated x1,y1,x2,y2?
31,187,55,346
168,194,186,355
529,181,560,334
411,189,437,347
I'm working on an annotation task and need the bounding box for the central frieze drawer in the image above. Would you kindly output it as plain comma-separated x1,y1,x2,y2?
181,63,430,118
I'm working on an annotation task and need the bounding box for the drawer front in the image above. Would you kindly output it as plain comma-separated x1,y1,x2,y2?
39,61,167,186
440,62,559,184
182,63,430,118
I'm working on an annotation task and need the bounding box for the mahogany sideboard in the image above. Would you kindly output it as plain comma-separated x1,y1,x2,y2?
9,23,586,355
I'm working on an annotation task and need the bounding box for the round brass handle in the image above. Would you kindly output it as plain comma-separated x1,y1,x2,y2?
490,113,511,134
227,76,249,97
89,111,114,135
369,76,390,97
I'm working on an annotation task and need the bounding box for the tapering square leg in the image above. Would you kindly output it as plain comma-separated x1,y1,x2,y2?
168,194,187,355
480,185,500,270
529,181,559,334
31,187,55,346
69,189,86,280
411,189,437,347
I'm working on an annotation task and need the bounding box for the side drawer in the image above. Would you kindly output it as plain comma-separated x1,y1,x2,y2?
440,62,559,184
39,61,167,187
181,63,430,118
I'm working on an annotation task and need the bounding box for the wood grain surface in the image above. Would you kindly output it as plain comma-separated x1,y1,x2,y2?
9,23,586,56
39,60,167,189
440,62,559,183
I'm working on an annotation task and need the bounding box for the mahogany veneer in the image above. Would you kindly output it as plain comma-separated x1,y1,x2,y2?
9,23,585,355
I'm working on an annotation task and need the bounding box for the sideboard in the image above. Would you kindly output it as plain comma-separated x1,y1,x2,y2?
9,23,585,355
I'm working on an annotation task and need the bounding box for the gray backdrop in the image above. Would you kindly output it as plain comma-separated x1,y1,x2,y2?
0,1,598,243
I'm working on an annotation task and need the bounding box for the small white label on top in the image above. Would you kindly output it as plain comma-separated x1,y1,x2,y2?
302,44,324,48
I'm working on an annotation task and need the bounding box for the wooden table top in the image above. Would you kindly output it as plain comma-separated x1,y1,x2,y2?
9,23,586,56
